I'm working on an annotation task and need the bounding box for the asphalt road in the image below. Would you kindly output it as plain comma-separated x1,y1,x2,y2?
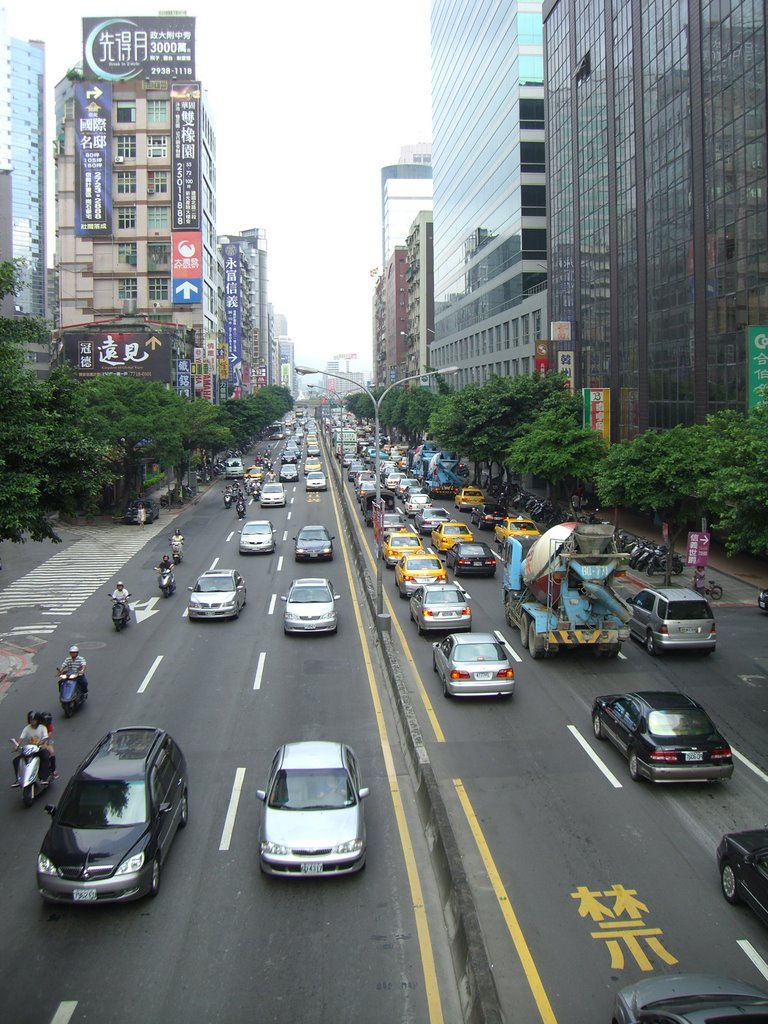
0,439,462,1024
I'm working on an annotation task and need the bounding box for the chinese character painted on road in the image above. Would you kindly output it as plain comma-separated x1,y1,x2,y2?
571,884,678,972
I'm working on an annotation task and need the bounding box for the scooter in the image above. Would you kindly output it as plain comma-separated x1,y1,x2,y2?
111,597,132,631
170,540,184,564
58,672,86,718
10,740,48,807
236,501,246,520
156,565,176,598
223,492,233,509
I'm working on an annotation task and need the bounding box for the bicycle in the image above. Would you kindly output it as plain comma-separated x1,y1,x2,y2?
695,579,723,601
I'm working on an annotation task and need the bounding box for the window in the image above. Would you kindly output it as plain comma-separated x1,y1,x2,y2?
116,101,136,124
118,243,137,266
149,278,169,301
147,207,170,230
146,99,168,125
147,135,168,159
116,135,136,159
533,309,542,338
147,170,169,195
512,319,520,347
522,315,530,346
117,207,137,230
116,171,136,195
118,278,137,300
148,242,171,267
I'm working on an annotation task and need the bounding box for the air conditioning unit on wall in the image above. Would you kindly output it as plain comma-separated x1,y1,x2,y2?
114,155,125,164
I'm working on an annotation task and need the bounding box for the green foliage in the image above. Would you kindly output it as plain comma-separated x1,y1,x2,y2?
345,390,376,421
220,386,293,446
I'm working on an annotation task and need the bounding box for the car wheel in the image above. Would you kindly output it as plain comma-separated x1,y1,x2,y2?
398,586,408,600
442,673,452,698
432,655,438,674
149,856,161,897
645,630,658,656
416,618,423,636
628,750,642,781
592,713,604,740
720,861,741,904
178,789,189,828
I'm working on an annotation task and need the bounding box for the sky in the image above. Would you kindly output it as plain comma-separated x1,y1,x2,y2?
4,0,434,376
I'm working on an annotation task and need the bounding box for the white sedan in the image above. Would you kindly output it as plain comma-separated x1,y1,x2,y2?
405,493,432,517
305,471,328,491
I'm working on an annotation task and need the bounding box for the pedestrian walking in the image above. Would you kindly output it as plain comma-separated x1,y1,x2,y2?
137,502,147,529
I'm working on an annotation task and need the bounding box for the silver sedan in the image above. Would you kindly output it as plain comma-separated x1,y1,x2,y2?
282,578,339,634
239,520,276,554
187,570,246,620
256,741,368,877
431,632,516,698
409,583,472,634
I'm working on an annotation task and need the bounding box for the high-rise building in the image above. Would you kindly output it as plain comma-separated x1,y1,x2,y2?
544,0,768,436
0,10,47,374
405,210,434,377
429,2,547,389
381,144,433,266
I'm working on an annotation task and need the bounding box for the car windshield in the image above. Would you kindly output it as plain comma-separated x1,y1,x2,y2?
459,545,487,556
195,576,235,593
408,558,442,571
290,586,332,604
57,780,148,828
453,642,506,662
647,709,713,737
666,600,712,619
243,523,270,535
425,590,465,605
268,768,355,810
263,484,282,494
392,537,419,548
307,473,324,481
299,529,329,542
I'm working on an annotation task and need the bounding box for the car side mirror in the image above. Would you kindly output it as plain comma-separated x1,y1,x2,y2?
45,803,56,816
280,596,287,602
187,586,194,591
255,789,266,802
334,594,341,601
358,787,370,800
158,802,172,815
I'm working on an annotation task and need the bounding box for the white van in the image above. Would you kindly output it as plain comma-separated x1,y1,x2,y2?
224,457,244,479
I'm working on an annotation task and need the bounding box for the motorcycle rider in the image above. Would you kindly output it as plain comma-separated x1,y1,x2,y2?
110,581,132,625
171,528,185,551
58,644,88,697
11,712,51,786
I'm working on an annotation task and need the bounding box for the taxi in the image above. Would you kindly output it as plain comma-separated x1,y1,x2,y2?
431,521,475,553
454,487,486,511
394,552,447,598
382,530,424,567
303,457,322,476
494,515,541,547
245,465,265,481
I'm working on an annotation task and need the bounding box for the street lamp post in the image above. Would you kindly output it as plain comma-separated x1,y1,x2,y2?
296,364,458,635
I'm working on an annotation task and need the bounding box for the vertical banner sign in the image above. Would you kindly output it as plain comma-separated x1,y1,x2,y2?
222,243,242,390
535,340,549,374
171,231,202,304
557,350,574,389
75,82,112,236
686,531,711,566
747,327,768,410
171,82,201,230
583,388,611,442
176,357,191,397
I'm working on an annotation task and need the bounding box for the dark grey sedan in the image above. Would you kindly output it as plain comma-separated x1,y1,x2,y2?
613,974,768,1023
718,828,768,926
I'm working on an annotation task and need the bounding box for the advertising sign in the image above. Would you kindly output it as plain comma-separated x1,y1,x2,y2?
686,531,711,567
83,16,195,81
65,332,170,381
172,231,202,305
171,82,201,230
176,356,191,397
747,326,768,410
222,244,242,386
535,340,549,374
74,82,112,237
583,388,611,441
557,349,574,389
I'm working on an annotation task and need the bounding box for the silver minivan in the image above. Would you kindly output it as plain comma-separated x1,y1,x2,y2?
627,586,716,655
224,457,244,479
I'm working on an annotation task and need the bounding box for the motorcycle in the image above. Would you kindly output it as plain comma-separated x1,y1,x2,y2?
223,492,233,510
170,539,184,564
156,565,176,598
10,740,48,807
58,672,86,718
235,500,246,520
111,597,132,631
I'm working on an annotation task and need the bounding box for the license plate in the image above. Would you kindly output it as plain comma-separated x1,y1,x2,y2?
474,672,492,680
679,627,698,634
309,553,318,558
685,751,704,762
300,863,323,874
472,560,482,566
73,889,97,901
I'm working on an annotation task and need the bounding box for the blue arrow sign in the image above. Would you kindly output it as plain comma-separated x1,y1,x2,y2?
173,278,201,304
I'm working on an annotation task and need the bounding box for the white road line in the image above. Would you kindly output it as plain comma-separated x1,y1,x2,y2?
49,1003,78,1024
567,725,623,788
277,556,283,572
493,628,522,664
209,557,220,570
254,652,266,690
290,496,295,505
287,511,292,520
268,594,277,615
732,747,768,784
226,531,234,542
282,530,288,542
137,655,163,694
219,767,246,851
618,650,628,659
182,606,188,618
738,939,768,981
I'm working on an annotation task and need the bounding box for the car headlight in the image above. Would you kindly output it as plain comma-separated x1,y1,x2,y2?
37,852,58,876
189,597,202,606
116,851,145,876
222,597,236,607
261,840,290,856
332,839,363,854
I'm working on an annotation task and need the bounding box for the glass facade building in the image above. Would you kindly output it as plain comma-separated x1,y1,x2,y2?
430,0,547,389
544,0,768,437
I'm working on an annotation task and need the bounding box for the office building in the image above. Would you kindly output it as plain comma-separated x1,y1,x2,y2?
429,1,547,390
381,144,433,266
543,0,768,436
405,210,434,376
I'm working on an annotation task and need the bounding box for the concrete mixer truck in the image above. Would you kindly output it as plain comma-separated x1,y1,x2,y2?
500,521,631,659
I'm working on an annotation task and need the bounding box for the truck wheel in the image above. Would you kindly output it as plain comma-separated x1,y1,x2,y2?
528,619,543,659
519,617,528,648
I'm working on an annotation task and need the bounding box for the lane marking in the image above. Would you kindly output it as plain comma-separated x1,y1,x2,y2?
268,594,277,615
209,557,220,570
137,655,163,694
287,511,292,521
226,531,234,542
283,531,287,542
732,747,768,784
219,767,246,851
738,939,768,981
254,652,266,690
494,628,522,664
454,778,558,1024
277,556,284,573
50,1003,78,1024
567,725,623,788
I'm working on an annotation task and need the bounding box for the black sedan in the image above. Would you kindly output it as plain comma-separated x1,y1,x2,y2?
469,502,508,530
445,541,497,577
294,525,334,561
591,691,734,783
759,588,768,612
718,828,768,926
279,464,299,483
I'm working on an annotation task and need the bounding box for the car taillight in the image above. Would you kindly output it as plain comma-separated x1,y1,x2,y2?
460,608,471,616
711,747,731,761
649,750,678,763
403,574,415,581
658,625,669,635
485,559,495,564
458,558,469,565
483,515,492,521
450,670,471,679
496,668,514,679
423,610,434,617
709,624,717,637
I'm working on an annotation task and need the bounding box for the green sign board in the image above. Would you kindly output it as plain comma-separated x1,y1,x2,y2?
747,326,768,410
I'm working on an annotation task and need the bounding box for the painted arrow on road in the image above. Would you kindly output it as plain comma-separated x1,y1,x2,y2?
132,597,161,624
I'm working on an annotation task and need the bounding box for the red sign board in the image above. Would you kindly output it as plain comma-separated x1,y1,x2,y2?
686,531,711,567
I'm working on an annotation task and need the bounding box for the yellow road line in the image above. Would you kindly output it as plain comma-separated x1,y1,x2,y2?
328,474,444,1023
453,778,558,1024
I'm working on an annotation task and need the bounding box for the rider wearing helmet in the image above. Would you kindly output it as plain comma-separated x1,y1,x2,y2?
58,645,88,696
110,581,132,624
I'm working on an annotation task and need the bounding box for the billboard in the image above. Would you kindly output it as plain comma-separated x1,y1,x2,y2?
171,82,201,230
83,17,195,81
172,231,202,305
222,244,242,387
583,387,611,441
65,332,171,382
74,82,112,237
747,326,768,410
